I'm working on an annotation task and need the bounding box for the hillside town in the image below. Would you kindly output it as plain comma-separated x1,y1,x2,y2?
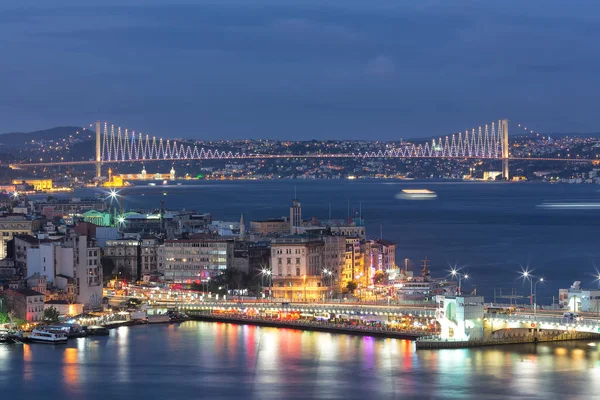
0,193,399,324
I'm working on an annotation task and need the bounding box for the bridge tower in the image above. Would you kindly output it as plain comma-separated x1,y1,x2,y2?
501,118,509,180
95,121,102,178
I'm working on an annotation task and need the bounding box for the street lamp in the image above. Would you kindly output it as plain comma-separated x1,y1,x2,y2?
450,269,469,295
534,277,544,317
520,270,543,316
303,274,307,302
260,268,271,300
323,269,333,301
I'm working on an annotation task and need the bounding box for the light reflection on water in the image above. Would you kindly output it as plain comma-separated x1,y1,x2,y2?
1,322,600,399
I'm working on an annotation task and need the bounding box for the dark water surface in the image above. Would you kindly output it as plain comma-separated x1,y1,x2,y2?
2,322,600,399
102,180,600,301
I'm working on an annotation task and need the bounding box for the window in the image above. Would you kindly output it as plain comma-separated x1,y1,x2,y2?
296,267,300,276
287,258,291,264
296,258,300,264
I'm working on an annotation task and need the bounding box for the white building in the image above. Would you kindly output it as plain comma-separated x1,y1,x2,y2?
436,295,484,341
26,243,57,283
162,239,234,285
63,234,103,309
560,281,600,312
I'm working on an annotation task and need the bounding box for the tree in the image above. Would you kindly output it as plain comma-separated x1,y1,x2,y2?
43,306,60,324
373,270,388,285
345,281,358,294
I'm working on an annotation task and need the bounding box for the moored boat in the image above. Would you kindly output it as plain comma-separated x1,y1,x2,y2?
87,326,110,336
28,329,68,344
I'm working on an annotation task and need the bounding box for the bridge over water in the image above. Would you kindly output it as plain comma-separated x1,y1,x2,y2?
10,119,513,180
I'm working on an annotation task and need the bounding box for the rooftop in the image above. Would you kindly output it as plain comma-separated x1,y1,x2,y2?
11,288,44,297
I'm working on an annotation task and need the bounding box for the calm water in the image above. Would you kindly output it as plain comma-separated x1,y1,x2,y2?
2,322,600,399
97,180,600,302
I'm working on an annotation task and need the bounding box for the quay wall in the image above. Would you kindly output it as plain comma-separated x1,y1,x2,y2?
416,331,600,349
189,313,424,340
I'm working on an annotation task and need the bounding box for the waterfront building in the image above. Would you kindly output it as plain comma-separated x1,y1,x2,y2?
11,179,53,191
162,238,234,284
233,241,271,274
27,242,58,281
20,235,94,306
270,236,326,301
2,288,45,321
34,198,107,218
343,238,363,284
104,237,161,281
62,234,103,308
560,281,600,312
249,218,289,235
0,214,42,259
365,239,397,273
13,234,62,274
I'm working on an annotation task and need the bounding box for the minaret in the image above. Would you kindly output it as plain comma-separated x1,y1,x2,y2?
290,198,302,234
240,213,246,237
170,165,176,180
141,164,147,180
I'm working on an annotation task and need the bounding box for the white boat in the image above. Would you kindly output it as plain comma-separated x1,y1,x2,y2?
148,183,156,186
28,328,68,344
393,257,457,300
396,189,437,200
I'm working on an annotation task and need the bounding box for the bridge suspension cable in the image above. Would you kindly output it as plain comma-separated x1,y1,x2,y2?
98,120,508,162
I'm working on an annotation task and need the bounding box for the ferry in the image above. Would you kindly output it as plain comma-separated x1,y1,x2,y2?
395,189,437,200
393,258,457,300
28,328,68,344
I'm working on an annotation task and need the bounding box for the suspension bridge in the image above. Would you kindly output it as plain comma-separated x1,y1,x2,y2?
8,118,584,180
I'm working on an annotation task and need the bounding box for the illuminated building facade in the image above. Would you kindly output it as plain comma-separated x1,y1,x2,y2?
162,239,234,284
270,236,327,301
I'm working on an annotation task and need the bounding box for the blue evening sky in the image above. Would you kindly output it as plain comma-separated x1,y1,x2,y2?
1,0,599,140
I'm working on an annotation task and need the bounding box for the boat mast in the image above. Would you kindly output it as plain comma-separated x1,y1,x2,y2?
421,257,431,280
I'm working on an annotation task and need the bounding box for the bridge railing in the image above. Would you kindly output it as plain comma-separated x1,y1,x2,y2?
486,313,600,329
177,302,436,317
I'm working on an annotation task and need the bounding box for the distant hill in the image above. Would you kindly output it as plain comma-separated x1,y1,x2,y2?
0,126,95,150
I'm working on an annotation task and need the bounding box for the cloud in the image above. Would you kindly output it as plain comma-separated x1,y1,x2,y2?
365,56,395,77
